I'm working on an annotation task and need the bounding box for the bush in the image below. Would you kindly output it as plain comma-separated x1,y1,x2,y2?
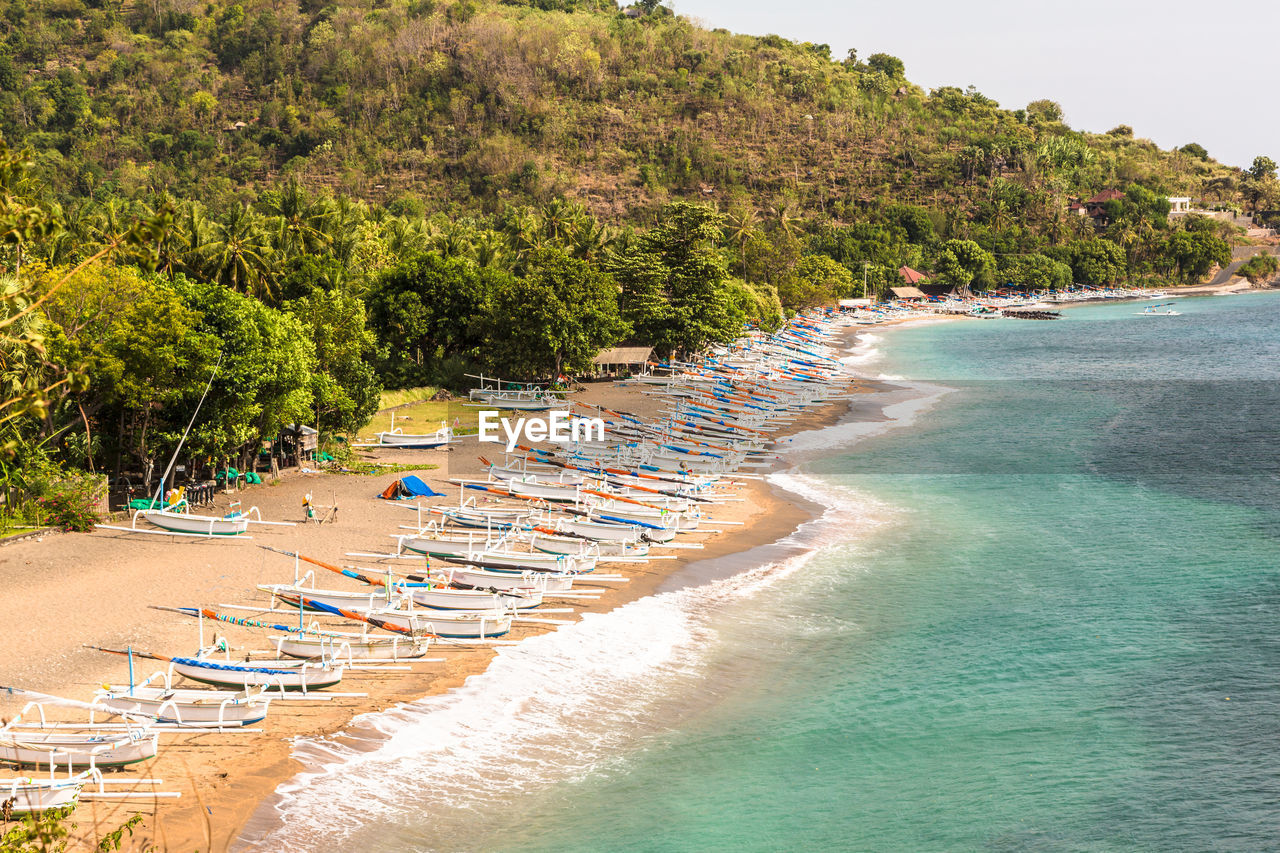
33,476,103,531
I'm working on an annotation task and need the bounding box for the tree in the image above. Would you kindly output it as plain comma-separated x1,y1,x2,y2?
1237,253,1279,285
170,276,314,471
1025,99,1063,123
778,255,855,309
1057,239,1127,285
1180,142,1209,161
1007,253,1072,291
1164,231,1230,282
866,53,904,79
367,252,506,386
1249,156,1277,182
288,288,381,435
611,202,741,357
202,204,272,299
484,248,626,378
934,239,995,293
40,265,213,479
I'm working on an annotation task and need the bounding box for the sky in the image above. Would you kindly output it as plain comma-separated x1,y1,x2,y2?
668,0,1278,169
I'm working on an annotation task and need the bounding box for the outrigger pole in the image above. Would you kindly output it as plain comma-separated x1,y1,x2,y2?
152,353,222,506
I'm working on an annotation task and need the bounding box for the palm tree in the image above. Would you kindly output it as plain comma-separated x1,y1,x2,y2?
504,207,546,258
724,207,758,277
541,198,580,244
383,216,428,257
570,219,614,262
261,179,331,257
324,196,368,265
203,204,272,299
767,201,801,238
431,220,474,259
472,229,513,269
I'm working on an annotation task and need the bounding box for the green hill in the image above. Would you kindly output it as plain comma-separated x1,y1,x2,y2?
0,0,1255,221
1,0,1278,523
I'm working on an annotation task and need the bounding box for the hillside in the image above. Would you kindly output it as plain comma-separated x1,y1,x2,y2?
0,0,1254,222
2,0,1280,526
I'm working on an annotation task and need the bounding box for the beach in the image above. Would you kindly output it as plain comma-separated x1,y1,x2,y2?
0,363,861,851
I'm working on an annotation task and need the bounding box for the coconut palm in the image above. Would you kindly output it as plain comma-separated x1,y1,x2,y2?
203,204,273,298
261,179,331,257
570,218,615,262
325,196,368,265
724,206,758,276
383,216,429,257
472,229,513,269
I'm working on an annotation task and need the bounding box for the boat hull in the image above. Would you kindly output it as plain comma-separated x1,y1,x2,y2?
0,731,158,770
142,509,249,536
94,687,271,727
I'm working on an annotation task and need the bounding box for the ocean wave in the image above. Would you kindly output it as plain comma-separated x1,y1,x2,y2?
238,472,893,852
237,381,924,851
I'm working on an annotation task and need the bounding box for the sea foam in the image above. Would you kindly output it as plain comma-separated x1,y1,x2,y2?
238,358,929,851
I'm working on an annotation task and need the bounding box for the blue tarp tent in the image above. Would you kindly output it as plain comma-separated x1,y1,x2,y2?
379,475,447,500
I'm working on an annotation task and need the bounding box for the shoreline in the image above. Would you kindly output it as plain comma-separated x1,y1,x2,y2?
0,339,868,852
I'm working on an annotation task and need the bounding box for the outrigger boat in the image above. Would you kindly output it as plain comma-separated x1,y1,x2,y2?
1135,302,1182,316
356,413,455,449
0,687,158,770
0,768,180,814
93,681,272,728
89,645,345,693
153,605,436,662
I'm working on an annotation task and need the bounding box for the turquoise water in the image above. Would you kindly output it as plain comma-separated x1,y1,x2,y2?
244,292,1280,852
490,294,1280,851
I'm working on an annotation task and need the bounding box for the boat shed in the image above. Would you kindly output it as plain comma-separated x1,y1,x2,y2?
889,286,928,301
279,424,319,466
593,346,654,373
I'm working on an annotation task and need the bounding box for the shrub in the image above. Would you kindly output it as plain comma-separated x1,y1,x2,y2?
33,476,103,531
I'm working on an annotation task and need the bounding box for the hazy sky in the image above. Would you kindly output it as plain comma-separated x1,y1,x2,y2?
668,0,1277,169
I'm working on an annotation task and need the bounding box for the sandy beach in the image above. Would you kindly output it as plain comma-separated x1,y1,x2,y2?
0,370,863,851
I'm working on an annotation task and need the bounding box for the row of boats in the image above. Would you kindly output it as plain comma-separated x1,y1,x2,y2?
1,310,859,820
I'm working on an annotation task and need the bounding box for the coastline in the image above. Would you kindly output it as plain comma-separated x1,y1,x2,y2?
0,348,867,852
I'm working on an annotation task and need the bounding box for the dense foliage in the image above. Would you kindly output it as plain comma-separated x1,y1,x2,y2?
0,0,1274,526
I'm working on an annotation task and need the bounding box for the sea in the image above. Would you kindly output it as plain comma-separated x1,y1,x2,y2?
239,291,1280,852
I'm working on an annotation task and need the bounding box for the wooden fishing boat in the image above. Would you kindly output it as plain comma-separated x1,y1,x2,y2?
170,652,345,692
138,507,251,536
370,423,453,448
0,774,84,813
268,587,515,639
93,685,272,727
270,633,432,662
441,565,577,593
90,644,344,692
0,729,157,771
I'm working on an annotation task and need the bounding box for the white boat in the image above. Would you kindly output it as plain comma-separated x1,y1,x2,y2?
169,650,345,692
0,690,161,771
371,422,454,449
139,507,251,536
268,587,515,639
529,532,647,558
93,684,272,727
442,565,577,593
0,729,157,771
405,583,542,611
270,633,433,662
0,774,84,813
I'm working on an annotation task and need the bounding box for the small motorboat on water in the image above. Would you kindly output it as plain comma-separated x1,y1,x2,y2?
1135,303,1181,316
